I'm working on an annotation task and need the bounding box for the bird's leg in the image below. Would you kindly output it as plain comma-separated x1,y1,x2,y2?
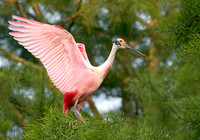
77,101,86,112
73,99,83,120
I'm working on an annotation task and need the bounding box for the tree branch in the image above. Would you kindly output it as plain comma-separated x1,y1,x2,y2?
59,1,104,27
161,4,178,9
9,0,28,18
88,97,102,119
59,12,80,27
136,16,157,28
68,0,83,31
31,3,43,21
77,0,83,10
12,107,28,127
77,0,81,3
136,16,151,28
47,123,70,138
0,48,101,116
148,40,159,74
131,34,144,48
0,84,28,127
4,0,27,17
30,2,44,22
59,0,82,27
0,48,41,71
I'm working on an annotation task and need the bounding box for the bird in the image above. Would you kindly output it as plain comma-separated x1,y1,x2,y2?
8,15,145,119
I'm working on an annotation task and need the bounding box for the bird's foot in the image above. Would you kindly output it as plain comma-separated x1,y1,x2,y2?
78,115,83,120
76,110,84,120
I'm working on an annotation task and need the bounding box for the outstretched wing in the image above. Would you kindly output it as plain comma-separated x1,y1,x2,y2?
9,15,91,93
77,43,91,65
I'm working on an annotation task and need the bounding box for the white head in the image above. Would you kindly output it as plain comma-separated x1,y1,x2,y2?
114,38,146,58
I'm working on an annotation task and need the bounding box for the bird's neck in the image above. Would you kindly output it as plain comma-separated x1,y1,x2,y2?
98,44,118,77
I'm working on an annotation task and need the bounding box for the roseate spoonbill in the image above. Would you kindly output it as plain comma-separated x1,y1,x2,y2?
8,15,145,119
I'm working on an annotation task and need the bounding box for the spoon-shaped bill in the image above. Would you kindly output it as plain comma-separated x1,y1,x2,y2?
128,46,146,58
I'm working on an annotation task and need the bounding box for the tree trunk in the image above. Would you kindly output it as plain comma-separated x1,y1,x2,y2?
148,41,159,74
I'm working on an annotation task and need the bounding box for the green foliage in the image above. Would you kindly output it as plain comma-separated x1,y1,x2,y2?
0,0,200,139
24,107,172,140
160,0,200,57
126,68,173,125
172,96,200,139
126,59,200,139
0,66,63,138
125,0,200,139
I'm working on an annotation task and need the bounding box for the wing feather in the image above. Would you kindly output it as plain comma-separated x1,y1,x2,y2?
9,15,91,93
77,43,91,65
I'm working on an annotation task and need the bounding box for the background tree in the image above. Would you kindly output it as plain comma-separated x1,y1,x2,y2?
0,0,199,139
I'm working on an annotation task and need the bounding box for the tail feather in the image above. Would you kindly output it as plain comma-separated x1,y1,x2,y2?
63,104,71,115
63,91,76,115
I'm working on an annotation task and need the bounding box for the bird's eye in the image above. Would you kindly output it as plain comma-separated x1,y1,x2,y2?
120,40,123,43
114,41,121,45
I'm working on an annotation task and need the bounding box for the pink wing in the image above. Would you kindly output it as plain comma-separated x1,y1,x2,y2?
77,43,90,64
9,15,91,93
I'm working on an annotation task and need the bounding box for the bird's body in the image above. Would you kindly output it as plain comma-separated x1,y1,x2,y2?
9,16,145,119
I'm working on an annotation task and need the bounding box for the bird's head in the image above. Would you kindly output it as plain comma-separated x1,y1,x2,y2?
114,38,146,58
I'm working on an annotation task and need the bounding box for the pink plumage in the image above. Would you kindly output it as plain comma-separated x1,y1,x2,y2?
9,16,88,93
9,15,140,119
8,15,107,119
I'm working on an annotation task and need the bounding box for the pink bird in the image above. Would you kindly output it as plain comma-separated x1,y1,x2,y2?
9,15,145,119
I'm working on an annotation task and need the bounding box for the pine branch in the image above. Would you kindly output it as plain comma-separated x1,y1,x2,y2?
136,16,157,28
0,48,101,117
0,48,41,71
88,97,102,119
77,0,81,3
59,0,103,27
11,0,28,18
148,41,159,74
0,84,28,127
59,0,82,27
136,16,151,28
131,34,144,48
4,0,27,18
12,107,28,127
59,11,80,27
178,116,191,123
0,48,59,95
47,123,70,138
185,15,200,27
77,0,83,10
24,108,172,139
161,4,179,9
30,2,44,22
68,0,83,31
